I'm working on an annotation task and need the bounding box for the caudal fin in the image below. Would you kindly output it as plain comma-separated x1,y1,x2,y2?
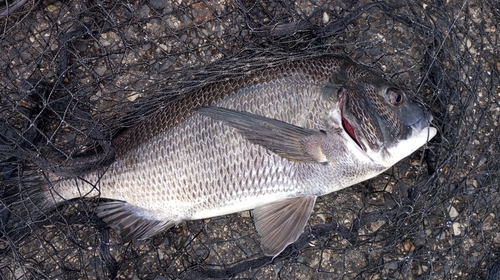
0,170,58,243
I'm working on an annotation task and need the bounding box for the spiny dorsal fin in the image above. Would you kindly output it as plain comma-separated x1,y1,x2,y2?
253,196,317,257
96,201,175,242
197,107,328,163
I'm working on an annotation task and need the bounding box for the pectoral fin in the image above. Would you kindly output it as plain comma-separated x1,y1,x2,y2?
253,196,317,256
96,201,175,242
198,107,328,163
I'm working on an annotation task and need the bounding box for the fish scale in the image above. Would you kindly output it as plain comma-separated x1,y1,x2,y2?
33,55,436,257
52,81,322,214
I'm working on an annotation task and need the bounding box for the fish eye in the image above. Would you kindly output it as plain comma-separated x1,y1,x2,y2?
385,88,404,106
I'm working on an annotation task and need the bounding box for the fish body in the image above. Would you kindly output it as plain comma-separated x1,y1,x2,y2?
41,56,436,256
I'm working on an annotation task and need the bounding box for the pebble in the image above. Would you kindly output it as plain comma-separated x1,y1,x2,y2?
150,0,167,9
452,222,462,235
448,205,459,219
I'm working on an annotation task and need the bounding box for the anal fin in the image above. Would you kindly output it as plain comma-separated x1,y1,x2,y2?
253,196,317,257
96,201,175,242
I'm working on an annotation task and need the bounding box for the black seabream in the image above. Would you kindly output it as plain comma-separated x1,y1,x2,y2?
34,55,436,257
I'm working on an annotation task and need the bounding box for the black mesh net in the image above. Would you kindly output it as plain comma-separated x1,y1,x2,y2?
1,0,499,279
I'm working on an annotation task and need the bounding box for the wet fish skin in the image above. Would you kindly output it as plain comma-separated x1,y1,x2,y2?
36,55,436,257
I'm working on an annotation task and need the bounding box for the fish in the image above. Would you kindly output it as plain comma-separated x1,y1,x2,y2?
30,55,437,257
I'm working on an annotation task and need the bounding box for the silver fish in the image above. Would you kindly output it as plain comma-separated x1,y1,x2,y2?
37,55,436,256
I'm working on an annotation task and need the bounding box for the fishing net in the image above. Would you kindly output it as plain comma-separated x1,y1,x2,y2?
0,0,498,279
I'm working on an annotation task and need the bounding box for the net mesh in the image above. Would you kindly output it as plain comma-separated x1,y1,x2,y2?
1,0,499,279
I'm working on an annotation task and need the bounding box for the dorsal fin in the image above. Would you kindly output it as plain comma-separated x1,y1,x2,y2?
96,201,175,242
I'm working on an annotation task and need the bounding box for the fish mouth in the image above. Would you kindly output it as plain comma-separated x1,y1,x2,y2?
338,89,363,150
410,111,434,133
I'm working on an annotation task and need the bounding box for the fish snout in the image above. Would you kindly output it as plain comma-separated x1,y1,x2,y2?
401,100,434,133
409,104,434,133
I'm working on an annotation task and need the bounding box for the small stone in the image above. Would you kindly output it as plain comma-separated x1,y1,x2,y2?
150,0,166,9
494,233,500,243
404,239,415,251
240,211,251,218
45,4,59,12
95,66,106,76
323,12,330,24
452,222,461,235
384,261,398,271
75,42,88,52
139,5,151,17
127,92,141,102
448,205,459,218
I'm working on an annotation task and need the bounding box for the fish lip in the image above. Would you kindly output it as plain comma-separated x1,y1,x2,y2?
338,90,364,151
409,110,434,133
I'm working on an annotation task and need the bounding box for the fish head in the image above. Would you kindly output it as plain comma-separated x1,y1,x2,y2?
331,64,437,167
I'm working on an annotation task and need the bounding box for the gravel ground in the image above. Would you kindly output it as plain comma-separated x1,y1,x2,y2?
0,0,499,279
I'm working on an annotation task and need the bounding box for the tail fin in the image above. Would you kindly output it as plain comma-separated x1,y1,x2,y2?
0,169,58,243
